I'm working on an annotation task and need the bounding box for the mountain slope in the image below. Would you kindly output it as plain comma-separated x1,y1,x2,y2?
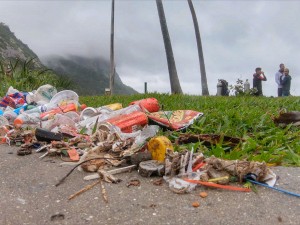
0,22,43,67
42,55,138,95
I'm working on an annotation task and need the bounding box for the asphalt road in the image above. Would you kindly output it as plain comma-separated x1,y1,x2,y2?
1,145,300,225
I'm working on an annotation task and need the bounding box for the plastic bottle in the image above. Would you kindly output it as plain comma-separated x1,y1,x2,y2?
40,102,86,120
0,110,3,116
13,104,28,115
79,103,122,121
14,112,41,127
3,107,18,124
77,105,142,134
244,79,250,93
40,114,76,131
105,111,148,133
23,102,58,115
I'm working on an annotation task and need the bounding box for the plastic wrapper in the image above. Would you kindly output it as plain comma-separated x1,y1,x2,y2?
164,172,202,194
0,92,26,108
148,110,203,130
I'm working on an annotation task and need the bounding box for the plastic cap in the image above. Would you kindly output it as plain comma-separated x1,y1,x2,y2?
14,118,24,127
80,104,87,110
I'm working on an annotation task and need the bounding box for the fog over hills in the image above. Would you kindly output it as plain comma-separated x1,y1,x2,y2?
0,22,138,95
42,55,138,95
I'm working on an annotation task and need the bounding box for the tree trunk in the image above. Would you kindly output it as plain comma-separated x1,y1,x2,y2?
109,0,115,95
156,0,182,94
187,0,209,95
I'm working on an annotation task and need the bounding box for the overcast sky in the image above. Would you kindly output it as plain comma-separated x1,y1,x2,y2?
0,0,299,96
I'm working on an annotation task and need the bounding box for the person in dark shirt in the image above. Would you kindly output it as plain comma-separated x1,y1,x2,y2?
281,68,292,96
253,67,267,96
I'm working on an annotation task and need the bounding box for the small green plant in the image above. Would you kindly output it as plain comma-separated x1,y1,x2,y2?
229,79,257,96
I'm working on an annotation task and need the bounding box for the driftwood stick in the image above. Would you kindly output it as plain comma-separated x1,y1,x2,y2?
100,179,108,203
84,165,137,181
55,157,122,187
68,180,101,200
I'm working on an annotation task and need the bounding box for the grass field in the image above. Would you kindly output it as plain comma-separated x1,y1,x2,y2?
81,94,300,166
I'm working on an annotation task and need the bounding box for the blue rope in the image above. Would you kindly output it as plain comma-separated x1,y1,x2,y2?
246,179,300,198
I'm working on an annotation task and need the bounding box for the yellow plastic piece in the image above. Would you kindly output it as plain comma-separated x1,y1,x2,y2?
147,136,173,162
208,176,229,182
105,103,122,111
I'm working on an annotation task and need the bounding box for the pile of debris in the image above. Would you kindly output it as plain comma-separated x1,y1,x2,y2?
0,84,289,201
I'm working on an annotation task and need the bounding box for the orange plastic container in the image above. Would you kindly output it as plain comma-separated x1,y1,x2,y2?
106,111,148,133
129,98,159,113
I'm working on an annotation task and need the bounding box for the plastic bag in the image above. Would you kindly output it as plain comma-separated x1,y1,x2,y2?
148,110,203,130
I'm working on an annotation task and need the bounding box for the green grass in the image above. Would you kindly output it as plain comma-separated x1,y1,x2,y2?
80,94,300,166
0,59,74,96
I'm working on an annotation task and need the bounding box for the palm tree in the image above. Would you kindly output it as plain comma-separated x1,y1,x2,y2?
156,0,182,94
187,0,209,95
109,0,115,95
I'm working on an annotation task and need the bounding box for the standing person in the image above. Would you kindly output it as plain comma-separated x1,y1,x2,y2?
275,63,285,97
281,68,292,96
253,67,267,96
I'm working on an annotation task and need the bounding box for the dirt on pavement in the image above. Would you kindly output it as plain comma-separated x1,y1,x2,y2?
1,145,300,225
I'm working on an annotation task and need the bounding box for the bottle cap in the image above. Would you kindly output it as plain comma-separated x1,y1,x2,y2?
80,104,87,110
14,118,24,127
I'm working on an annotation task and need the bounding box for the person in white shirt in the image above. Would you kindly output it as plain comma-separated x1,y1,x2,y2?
275,63,285,97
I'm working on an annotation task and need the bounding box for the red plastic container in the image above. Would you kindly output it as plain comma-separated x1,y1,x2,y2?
129,98,160,113
106,111,148,133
